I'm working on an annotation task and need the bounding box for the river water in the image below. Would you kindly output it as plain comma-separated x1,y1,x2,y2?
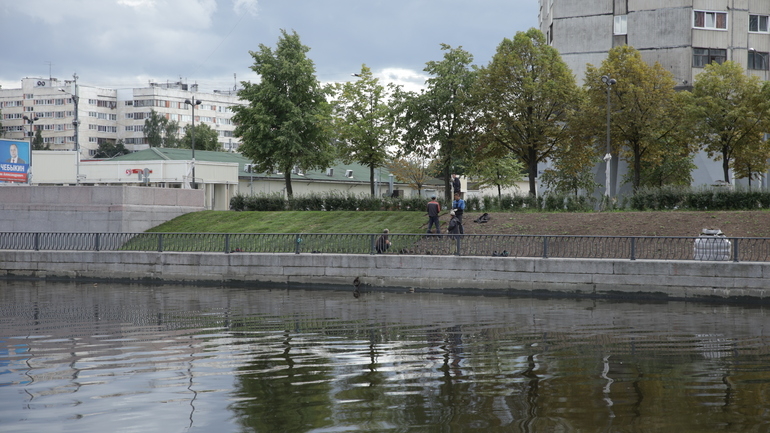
1,281,769,433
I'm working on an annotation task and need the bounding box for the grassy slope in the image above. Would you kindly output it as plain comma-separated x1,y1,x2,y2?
148,211,431,234
148,209,770,237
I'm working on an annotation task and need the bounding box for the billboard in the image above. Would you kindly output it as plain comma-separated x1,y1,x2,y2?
0,139,31,183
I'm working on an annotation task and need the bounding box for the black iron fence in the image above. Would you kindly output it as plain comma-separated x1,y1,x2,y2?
0,232,767,262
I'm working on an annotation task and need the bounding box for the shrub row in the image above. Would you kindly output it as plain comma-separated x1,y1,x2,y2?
627,186,770,211
230,192,596,212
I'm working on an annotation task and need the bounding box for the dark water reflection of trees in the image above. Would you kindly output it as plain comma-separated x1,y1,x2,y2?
2,282,770,433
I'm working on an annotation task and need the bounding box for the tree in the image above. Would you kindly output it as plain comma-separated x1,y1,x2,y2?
686,61,770,184
94,139,129,158
732,137,770,189
470,28,581,197
144,109,179,148
232,29,334,198
392,44,476,202
386,157,437,196
469,155,525,200
540,134,600,197
31,128,49,150
179,123,221,151
583,45,691,191
331,64,396,196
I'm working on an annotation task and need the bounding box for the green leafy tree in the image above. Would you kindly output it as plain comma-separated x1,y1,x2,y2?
540,136,601,197
179,123,221,151
332,64,395,196
31,128,49,150
164,119,180,147
144,109,166,147
732,136,770,189
464,142,525,199
392,44,476,202
232,29,334,197
94,139,129,158
386,157,436,196
470,28,581,197
686,61,770,184
144,109,180,148
582,46,691,191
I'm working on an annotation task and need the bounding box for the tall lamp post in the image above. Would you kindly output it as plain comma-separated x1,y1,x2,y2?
184,97,202,188
22,115,38,184
59,73,80,184
601,75,617,199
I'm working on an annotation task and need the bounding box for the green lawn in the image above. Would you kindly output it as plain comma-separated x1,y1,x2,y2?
147,211,430,234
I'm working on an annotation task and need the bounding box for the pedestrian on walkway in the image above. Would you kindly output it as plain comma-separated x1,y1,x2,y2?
426,196,441,234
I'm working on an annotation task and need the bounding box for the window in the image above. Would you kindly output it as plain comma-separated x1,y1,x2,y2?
750,14,769,33
693,48,726,67
694,11,727,30
614,15,627,35
749,50,769,70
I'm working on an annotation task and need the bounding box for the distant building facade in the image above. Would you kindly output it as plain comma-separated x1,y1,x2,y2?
539,0,770,87
1,77,242,158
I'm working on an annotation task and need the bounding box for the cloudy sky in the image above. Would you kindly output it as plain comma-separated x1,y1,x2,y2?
0,0,540,93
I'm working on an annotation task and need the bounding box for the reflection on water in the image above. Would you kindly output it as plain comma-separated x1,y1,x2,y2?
1,281,769,432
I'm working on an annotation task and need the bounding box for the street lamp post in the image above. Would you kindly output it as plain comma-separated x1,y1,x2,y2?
601,75,617,199
59,73,80,184
184,97,202,188
22,115,38,184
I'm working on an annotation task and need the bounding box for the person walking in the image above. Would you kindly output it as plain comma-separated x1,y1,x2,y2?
452,192,465,235
426,196,441,234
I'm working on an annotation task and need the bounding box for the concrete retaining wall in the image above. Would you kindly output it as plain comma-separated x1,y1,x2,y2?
1,250,768,302
0,186,204,232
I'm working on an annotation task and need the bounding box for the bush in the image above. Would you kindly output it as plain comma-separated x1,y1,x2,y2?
230,193,246,211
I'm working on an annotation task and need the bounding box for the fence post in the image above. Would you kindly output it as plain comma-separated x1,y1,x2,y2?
733,238,739,262
542,236,549,258
630,237,636,261
224,234,230,254
455,236,461,256
95,233,101,252
370,235,376,255
34,233,39,251
157,234,163,252
295,234,302,254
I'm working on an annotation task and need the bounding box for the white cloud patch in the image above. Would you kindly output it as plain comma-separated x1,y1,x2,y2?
233,0,258,15
376,68,428,93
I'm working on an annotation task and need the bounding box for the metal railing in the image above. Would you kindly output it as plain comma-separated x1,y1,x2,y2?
0,232,767,262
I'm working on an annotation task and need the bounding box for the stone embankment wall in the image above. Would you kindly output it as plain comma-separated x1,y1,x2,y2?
1,250,768,303
0,186,204,232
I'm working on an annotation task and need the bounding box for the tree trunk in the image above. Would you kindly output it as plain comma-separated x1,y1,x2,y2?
370,165,375,196
284,171,293,198
722,153,731,184
528,146,538,197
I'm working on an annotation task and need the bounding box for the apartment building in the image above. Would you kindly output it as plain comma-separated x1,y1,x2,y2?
0,77,242,158
539,0,770,88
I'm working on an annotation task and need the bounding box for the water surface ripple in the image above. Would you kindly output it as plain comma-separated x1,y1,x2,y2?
1,282,769,432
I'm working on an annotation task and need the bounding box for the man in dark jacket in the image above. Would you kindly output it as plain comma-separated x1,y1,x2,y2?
452,192,465,234
451,174,461,197
426,196,441,234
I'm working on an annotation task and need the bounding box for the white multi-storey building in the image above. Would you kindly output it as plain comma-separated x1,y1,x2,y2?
1,77,242,157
